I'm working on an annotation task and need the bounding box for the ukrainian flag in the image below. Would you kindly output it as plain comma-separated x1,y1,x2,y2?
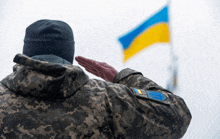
118,5,170,63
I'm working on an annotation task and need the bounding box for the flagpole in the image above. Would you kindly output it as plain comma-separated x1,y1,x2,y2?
167,0,173,91
166,0,178,92
168,0,175,67
168,0,177,62
168,0,174,63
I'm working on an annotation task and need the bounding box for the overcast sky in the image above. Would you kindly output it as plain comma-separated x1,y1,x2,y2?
1,0,220,138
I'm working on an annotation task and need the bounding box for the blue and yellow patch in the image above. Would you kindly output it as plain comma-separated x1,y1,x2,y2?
132,88,167,102
133,88,142,94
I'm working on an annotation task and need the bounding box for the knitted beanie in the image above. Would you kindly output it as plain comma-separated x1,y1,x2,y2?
23,19,75,64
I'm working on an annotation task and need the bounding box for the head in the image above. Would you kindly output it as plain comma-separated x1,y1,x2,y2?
23,19,75,64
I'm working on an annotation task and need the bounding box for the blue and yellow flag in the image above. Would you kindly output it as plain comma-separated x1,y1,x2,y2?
118,6,170,63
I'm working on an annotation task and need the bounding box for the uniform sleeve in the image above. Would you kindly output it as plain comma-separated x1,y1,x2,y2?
106,68,192,138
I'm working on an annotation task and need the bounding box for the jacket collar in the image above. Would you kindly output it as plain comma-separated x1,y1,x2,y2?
1,54,89,100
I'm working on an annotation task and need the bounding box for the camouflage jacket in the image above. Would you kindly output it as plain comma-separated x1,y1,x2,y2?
0,54,191,139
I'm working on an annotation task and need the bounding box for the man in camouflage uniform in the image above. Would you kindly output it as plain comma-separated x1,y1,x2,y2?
0,19,192,139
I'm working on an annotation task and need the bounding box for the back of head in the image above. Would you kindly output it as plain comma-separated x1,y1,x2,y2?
23,19,75,64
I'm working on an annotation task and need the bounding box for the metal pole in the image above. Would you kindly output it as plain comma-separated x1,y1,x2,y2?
166,0,178,92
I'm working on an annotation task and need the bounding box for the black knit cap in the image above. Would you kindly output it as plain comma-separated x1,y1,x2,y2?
23,19,75,64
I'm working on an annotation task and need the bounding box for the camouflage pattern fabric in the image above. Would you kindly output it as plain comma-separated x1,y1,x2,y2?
0,54,192,139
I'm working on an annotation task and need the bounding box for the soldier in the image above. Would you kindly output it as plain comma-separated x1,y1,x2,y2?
0,19,191,139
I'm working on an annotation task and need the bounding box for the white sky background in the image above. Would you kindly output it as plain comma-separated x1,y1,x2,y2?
0,0,220,138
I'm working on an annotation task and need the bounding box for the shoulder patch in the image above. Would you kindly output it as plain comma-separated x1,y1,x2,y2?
131,88,170,105
146,91,167,101
133,88,143,94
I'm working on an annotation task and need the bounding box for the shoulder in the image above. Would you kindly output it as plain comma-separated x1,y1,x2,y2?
0,82,12,95
78,79,129,97
82,78,126,90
